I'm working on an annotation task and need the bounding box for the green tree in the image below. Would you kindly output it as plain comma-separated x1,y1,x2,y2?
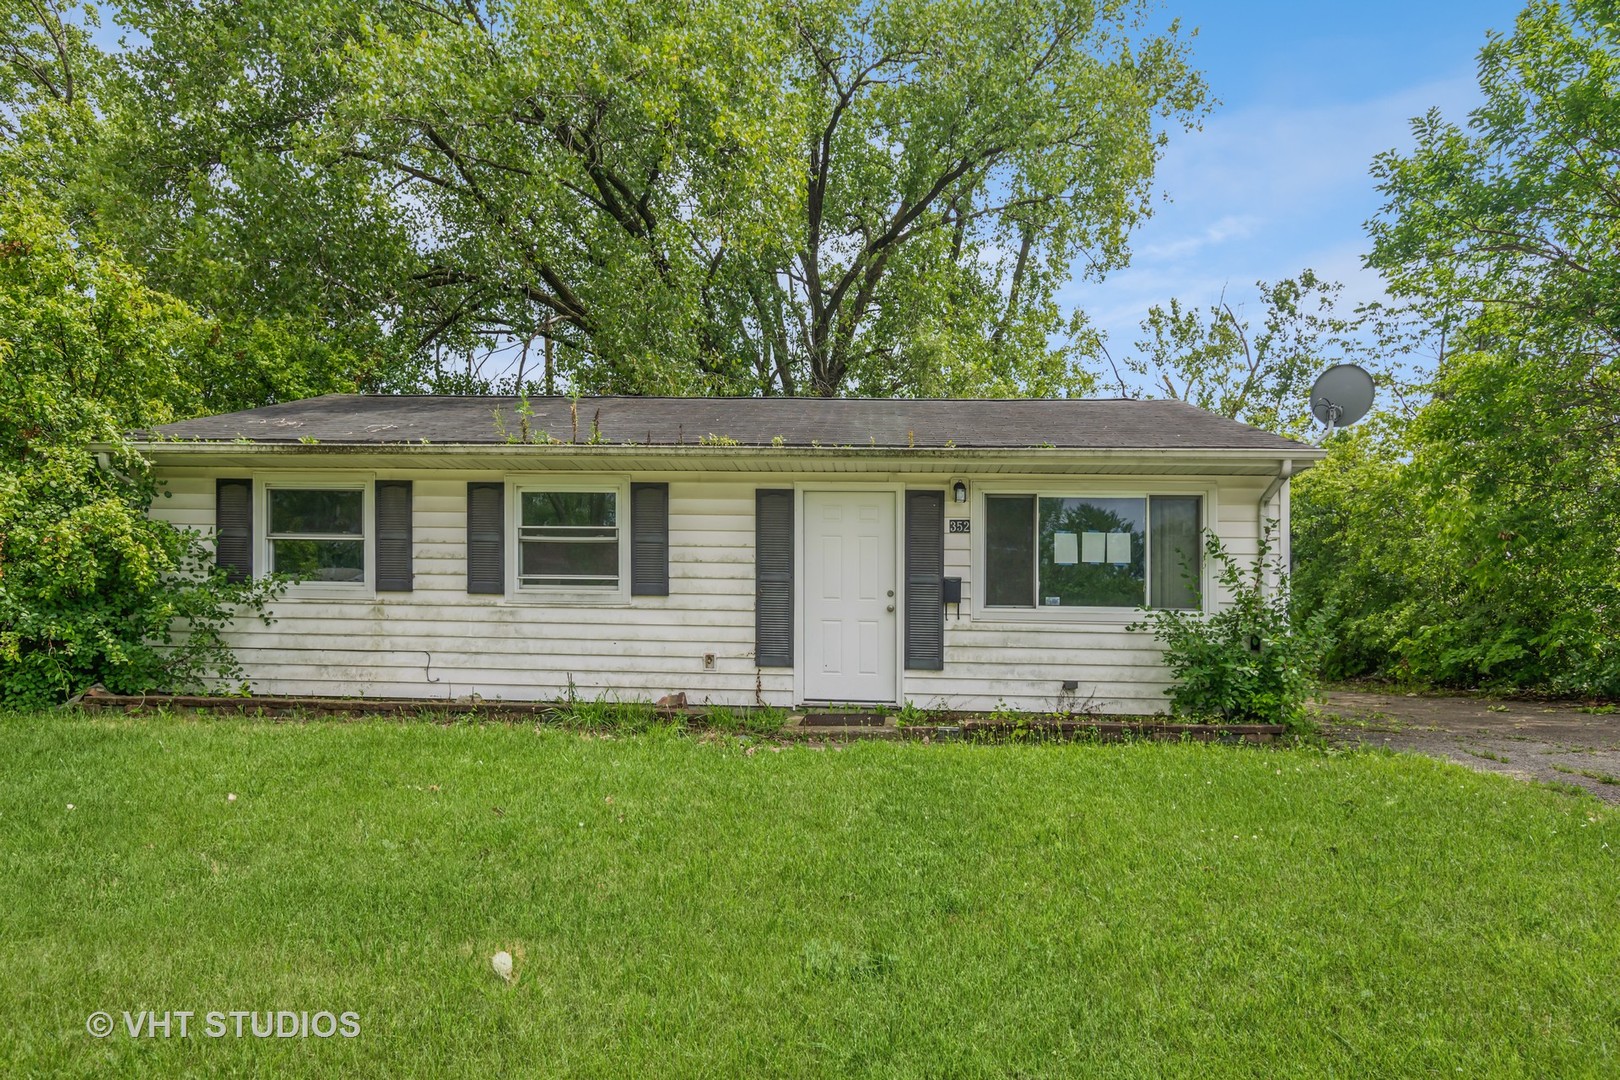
0,0,107,187
1351,0,1620,694
0,1,416,410
0,191,279,705
1287,418,1426,682
1100,271,1367,434
767,0,1207,396
77,0,1205,397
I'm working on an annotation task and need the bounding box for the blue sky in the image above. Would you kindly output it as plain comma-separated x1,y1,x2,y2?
1076,0,1527,366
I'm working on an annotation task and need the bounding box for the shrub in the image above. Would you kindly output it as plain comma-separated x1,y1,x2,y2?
1131,531,1333,728
0,442,284,707
0,190,281,706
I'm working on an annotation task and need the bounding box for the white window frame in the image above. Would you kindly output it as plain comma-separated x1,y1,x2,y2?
256,474,374,598
971,481,1216,625
508,478,631,604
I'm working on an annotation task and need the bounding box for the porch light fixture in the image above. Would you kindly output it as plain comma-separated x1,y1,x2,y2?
952,480,968,503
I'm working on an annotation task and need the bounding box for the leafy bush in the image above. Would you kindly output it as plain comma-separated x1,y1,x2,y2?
0,445,283,707
1291,376,1620,699
1131,532,1333,728
1325,1,1620,698
0,190,281,706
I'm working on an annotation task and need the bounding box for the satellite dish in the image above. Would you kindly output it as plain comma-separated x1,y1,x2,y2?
1309,363,1374,434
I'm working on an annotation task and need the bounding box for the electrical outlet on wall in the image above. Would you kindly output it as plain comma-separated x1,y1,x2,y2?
703,653,716,671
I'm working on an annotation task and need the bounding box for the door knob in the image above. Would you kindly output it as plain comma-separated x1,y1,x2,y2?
886,604,895,612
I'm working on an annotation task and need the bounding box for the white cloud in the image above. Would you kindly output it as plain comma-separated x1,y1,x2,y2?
1151,73,1479,218
1068,70,1485,354
1137,214,1260,261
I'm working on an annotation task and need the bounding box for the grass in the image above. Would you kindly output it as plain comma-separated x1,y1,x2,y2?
1537,779,1593,799
1553,763,1620,785
539,699,788,738
1309,706,1412,734
2,711,1617,1078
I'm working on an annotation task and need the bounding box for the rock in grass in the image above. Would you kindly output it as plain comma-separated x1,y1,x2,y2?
491,951,514,983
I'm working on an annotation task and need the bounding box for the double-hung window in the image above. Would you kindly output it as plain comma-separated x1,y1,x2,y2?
984,493,1203,611
517,488,620,590
266,485,367,584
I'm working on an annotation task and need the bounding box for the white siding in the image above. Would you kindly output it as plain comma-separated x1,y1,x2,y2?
151,466,1287,714
910,476,1274,713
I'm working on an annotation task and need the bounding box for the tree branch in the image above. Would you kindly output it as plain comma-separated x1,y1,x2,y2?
990,225,1034,346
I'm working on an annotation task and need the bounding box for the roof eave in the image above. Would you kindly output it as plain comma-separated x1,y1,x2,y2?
120,440,1324,463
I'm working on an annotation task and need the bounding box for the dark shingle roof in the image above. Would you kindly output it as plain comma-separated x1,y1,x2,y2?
144,395,1309,452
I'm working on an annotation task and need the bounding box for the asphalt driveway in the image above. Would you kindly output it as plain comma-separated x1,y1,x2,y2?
1314,690,1620,804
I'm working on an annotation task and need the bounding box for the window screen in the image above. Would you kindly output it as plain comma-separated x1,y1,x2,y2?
985,495,1035,607
519,490,619,588
267,487,365,582
1149,495,1202,609
984,493,1203,610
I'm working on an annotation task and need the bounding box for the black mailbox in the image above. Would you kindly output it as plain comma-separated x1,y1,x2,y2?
942,576,962,604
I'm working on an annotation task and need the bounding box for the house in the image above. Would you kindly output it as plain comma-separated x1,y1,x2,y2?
135,395,1323,714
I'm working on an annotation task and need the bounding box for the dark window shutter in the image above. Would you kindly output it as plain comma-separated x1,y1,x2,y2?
630,482,670,596
215,479,253,584
375,480,413,592
467,482,505,595
755,489,794,668
905,490,945,670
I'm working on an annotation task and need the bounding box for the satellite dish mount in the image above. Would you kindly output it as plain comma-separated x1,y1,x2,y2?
1309,364,1374,436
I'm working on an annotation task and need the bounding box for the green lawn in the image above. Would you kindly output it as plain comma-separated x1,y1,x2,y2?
2,712,1617,1077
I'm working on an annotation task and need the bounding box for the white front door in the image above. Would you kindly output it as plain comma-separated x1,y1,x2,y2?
803,490,898,703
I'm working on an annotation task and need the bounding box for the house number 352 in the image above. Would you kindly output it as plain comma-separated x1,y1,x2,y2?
948,519,970,534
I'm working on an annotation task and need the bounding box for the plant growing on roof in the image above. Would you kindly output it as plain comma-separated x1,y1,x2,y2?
516,391,534,442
